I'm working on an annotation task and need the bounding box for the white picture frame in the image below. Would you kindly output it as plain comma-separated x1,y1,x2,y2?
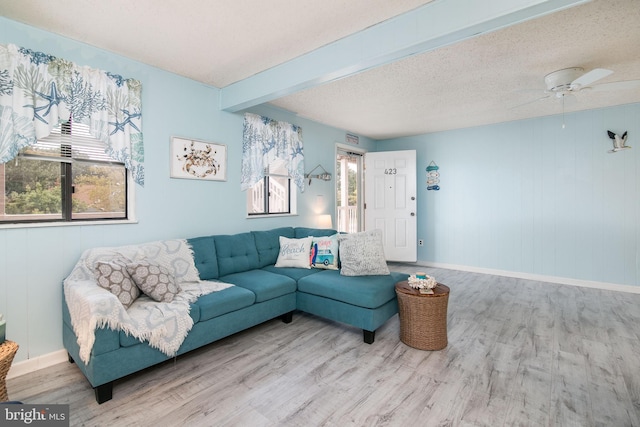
170,136,227,181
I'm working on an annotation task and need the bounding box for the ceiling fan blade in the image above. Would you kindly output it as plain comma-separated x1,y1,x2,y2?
571,68,613,87
591,80,640,91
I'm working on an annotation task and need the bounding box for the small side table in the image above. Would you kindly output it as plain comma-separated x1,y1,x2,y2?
0,340,19,401
395,281,450,350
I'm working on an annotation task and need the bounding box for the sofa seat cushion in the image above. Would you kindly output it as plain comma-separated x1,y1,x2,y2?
118,286,254,347
220,269,296,303
297,270,409,309
195,285,255,322
261,265,323,281
120,331,141,347
118,305,200,347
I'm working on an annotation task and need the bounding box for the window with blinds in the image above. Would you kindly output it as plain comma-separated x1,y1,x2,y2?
0,120,128,223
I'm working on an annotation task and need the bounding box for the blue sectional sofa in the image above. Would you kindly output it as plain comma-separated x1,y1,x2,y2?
62,227,408,403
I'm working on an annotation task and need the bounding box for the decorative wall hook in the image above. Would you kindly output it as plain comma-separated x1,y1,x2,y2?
607,130,631,153
305,164,332,185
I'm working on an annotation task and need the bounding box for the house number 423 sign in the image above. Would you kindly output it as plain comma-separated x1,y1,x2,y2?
384,168,397,175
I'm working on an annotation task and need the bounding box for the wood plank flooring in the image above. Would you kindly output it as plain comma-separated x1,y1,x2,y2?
6,264,640,426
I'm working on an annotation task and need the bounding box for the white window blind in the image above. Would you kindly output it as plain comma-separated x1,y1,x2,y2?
22,121,116,164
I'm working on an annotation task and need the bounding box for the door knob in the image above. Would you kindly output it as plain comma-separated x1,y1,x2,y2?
410,212,415,216
411,196,415,200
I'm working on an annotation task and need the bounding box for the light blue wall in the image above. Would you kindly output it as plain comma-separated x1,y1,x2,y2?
378,103,640,287
0,17,372,362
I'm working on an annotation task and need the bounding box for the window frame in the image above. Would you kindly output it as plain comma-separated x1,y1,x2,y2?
0,121,136,227
246,172,298,218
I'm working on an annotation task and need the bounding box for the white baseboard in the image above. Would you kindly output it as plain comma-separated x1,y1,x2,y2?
6,349,68,380
412,261,640,294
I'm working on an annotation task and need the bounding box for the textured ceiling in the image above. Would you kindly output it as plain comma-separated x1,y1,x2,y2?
270,0,640,138
0,0,431,87
1,0,639,139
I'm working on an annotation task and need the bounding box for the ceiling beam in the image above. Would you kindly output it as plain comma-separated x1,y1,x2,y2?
219,0,590,112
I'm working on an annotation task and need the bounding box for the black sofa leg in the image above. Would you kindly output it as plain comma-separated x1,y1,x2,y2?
363,330,375,344
94,383,113,404
67,353,75,364
281,311,293,324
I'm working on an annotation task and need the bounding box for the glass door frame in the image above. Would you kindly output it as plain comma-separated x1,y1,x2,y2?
335,143,366,233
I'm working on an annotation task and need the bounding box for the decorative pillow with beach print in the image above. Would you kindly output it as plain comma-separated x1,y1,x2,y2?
275,236,313,269
310,234,339,270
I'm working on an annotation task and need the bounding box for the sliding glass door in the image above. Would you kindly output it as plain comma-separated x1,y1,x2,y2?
336,147,363,233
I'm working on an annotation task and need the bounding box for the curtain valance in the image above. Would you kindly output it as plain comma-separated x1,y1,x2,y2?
241,113,304,191
0,44,144,185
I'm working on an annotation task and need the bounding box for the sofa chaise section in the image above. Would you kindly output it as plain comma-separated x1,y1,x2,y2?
297,269,407,343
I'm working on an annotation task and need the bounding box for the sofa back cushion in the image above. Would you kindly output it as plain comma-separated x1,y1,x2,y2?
214,232,260,276
294,227,337,238
187,236,219,280
252,227,295,267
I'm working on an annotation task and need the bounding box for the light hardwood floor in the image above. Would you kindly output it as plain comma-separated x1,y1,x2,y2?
6,264,640,426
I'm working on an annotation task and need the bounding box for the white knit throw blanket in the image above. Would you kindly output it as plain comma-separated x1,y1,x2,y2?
64,239,232,364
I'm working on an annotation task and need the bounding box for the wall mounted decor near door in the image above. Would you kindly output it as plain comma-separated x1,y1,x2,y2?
426,161,440,191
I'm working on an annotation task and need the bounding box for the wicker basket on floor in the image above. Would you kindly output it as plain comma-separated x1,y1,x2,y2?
395,282,450,350
0,340,19,401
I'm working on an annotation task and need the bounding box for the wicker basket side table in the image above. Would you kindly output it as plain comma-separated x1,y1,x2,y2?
395,281,450,350
0,340,19,401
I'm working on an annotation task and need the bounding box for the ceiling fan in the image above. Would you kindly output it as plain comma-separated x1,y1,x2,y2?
514,67,640,108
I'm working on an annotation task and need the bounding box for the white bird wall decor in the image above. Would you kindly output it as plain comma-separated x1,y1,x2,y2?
607,130,631,153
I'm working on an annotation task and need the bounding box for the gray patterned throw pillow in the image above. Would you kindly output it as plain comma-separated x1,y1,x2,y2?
337,229,390,276
94,258,140,309
126,260,182,302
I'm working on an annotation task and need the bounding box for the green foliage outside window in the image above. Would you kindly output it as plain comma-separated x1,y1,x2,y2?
6,182,62,215
336,157,358,207
2,154,125,222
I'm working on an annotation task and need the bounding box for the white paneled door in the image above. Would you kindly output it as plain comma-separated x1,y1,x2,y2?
364,150,417,262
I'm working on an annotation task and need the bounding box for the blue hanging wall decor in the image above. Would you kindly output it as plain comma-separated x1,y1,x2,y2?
426,161,440,191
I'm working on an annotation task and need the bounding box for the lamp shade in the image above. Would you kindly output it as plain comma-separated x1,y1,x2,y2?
318,214,333,229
